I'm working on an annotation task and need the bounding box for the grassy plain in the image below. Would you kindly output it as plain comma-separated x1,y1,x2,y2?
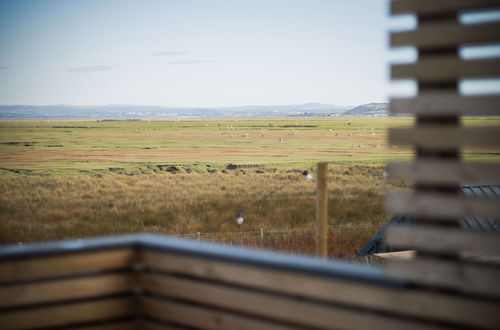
1,117,498,259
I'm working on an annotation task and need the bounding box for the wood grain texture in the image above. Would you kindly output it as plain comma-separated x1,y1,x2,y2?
0,297,132,330
139,249,500,329
0,249,134,282
385,257,500,297
140,273,445,330
389,126,500,148
391,57,500,82
0,273,131,308
386,192,500,219
391,22,500,48
390,94,500,115
140,296,293,330
386,161,500,184
386,225,500,255
391,0,500,15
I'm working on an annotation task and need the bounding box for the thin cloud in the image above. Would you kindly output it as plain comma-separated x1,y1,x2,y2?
0,66,8,70
68,65,114,73
152,50,189,56
170,60,215,65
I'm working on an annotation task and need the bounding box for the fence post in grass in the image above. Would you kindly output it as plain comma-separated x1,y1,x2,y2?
260,227,264,240
316,162,328,258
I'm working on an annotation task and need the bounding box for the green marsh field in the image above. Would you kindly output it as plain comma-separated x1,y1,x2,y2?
1,117,498,259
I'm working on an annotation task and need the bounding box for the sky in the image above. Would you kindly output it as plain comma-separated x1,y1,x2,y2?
0,0,390,107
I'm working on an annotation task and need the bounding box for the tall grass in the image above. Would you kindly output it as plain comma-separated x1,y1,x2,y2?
0,165,408,260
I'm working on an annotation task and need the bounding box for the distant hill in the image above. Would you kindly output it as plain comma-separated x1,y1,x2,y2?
342,103,388,116
0,103,351,120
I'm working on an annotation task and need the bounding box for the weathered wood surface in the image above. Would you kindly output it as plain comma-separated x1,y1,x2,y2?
140,296,292,330
391,22,500,48
389,126,500,149
140,272,444,330
390,94,500,115
0,272,131,308
65,321,137,330
139,249,500,329
391,0,500,15
386,225,500,255
316,162,329,258
385,257,500,297
0,297,132,330
0,248,134,281
386,192,500,219
386,161,500,184
392,57,500,82
0,235,499,329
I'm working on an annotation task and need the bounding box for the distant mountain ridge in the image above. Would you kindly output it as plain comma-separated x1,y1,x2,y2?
342,103,388,116
0,103,388,119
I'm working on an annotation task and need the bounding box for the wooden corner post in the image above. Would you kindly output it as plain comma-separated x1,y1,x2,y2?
316,162,328,258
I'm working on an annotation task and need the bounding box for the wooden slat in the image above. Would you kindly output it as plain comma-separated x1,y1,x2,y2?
386,161,500,184
391,0,500,15
391,57,500,82
0,273,131,308
386,192,500,219
139,249,500,329
69,321,136,330
391,22,500,48
390,94,500,115
386,225,500,255
0,297,132,330
140,296,293,330
389,126,500,148
141,273,444,330
385,258,500,297
138,319,189,330
0,249,134,282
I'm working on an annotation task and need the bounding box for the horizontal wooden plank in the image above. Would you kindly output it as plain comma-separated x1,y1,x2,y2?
385,257,500,297
0,272,131,308
374,251,416,260
391,22,500,48
140,296,293,330
386,192,500,219
0,297,131,330
391,57,500,82
141,273,444,330
386,225,500,255
386,161,500,184
389,126,500,148
0,249,134,282
69,321,136,330
391,0,500,15
390,94,500,115
139,250,500,329
138,319,189,330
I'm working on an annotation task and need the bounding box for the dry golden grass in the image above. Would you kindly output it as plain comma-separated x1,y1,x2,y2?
0,166,407,260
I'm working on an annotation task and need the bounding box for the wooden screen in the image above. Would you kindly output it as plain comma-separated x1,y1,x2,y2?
385,0,500,299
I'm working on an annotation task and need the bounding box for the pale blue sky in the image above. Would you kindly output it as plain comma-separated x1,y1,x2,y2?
0,0,389,107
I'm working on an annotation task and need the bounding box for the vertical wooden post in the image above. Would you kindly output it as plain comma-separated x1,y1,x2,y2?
260,227,264,240
316,162,328,258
